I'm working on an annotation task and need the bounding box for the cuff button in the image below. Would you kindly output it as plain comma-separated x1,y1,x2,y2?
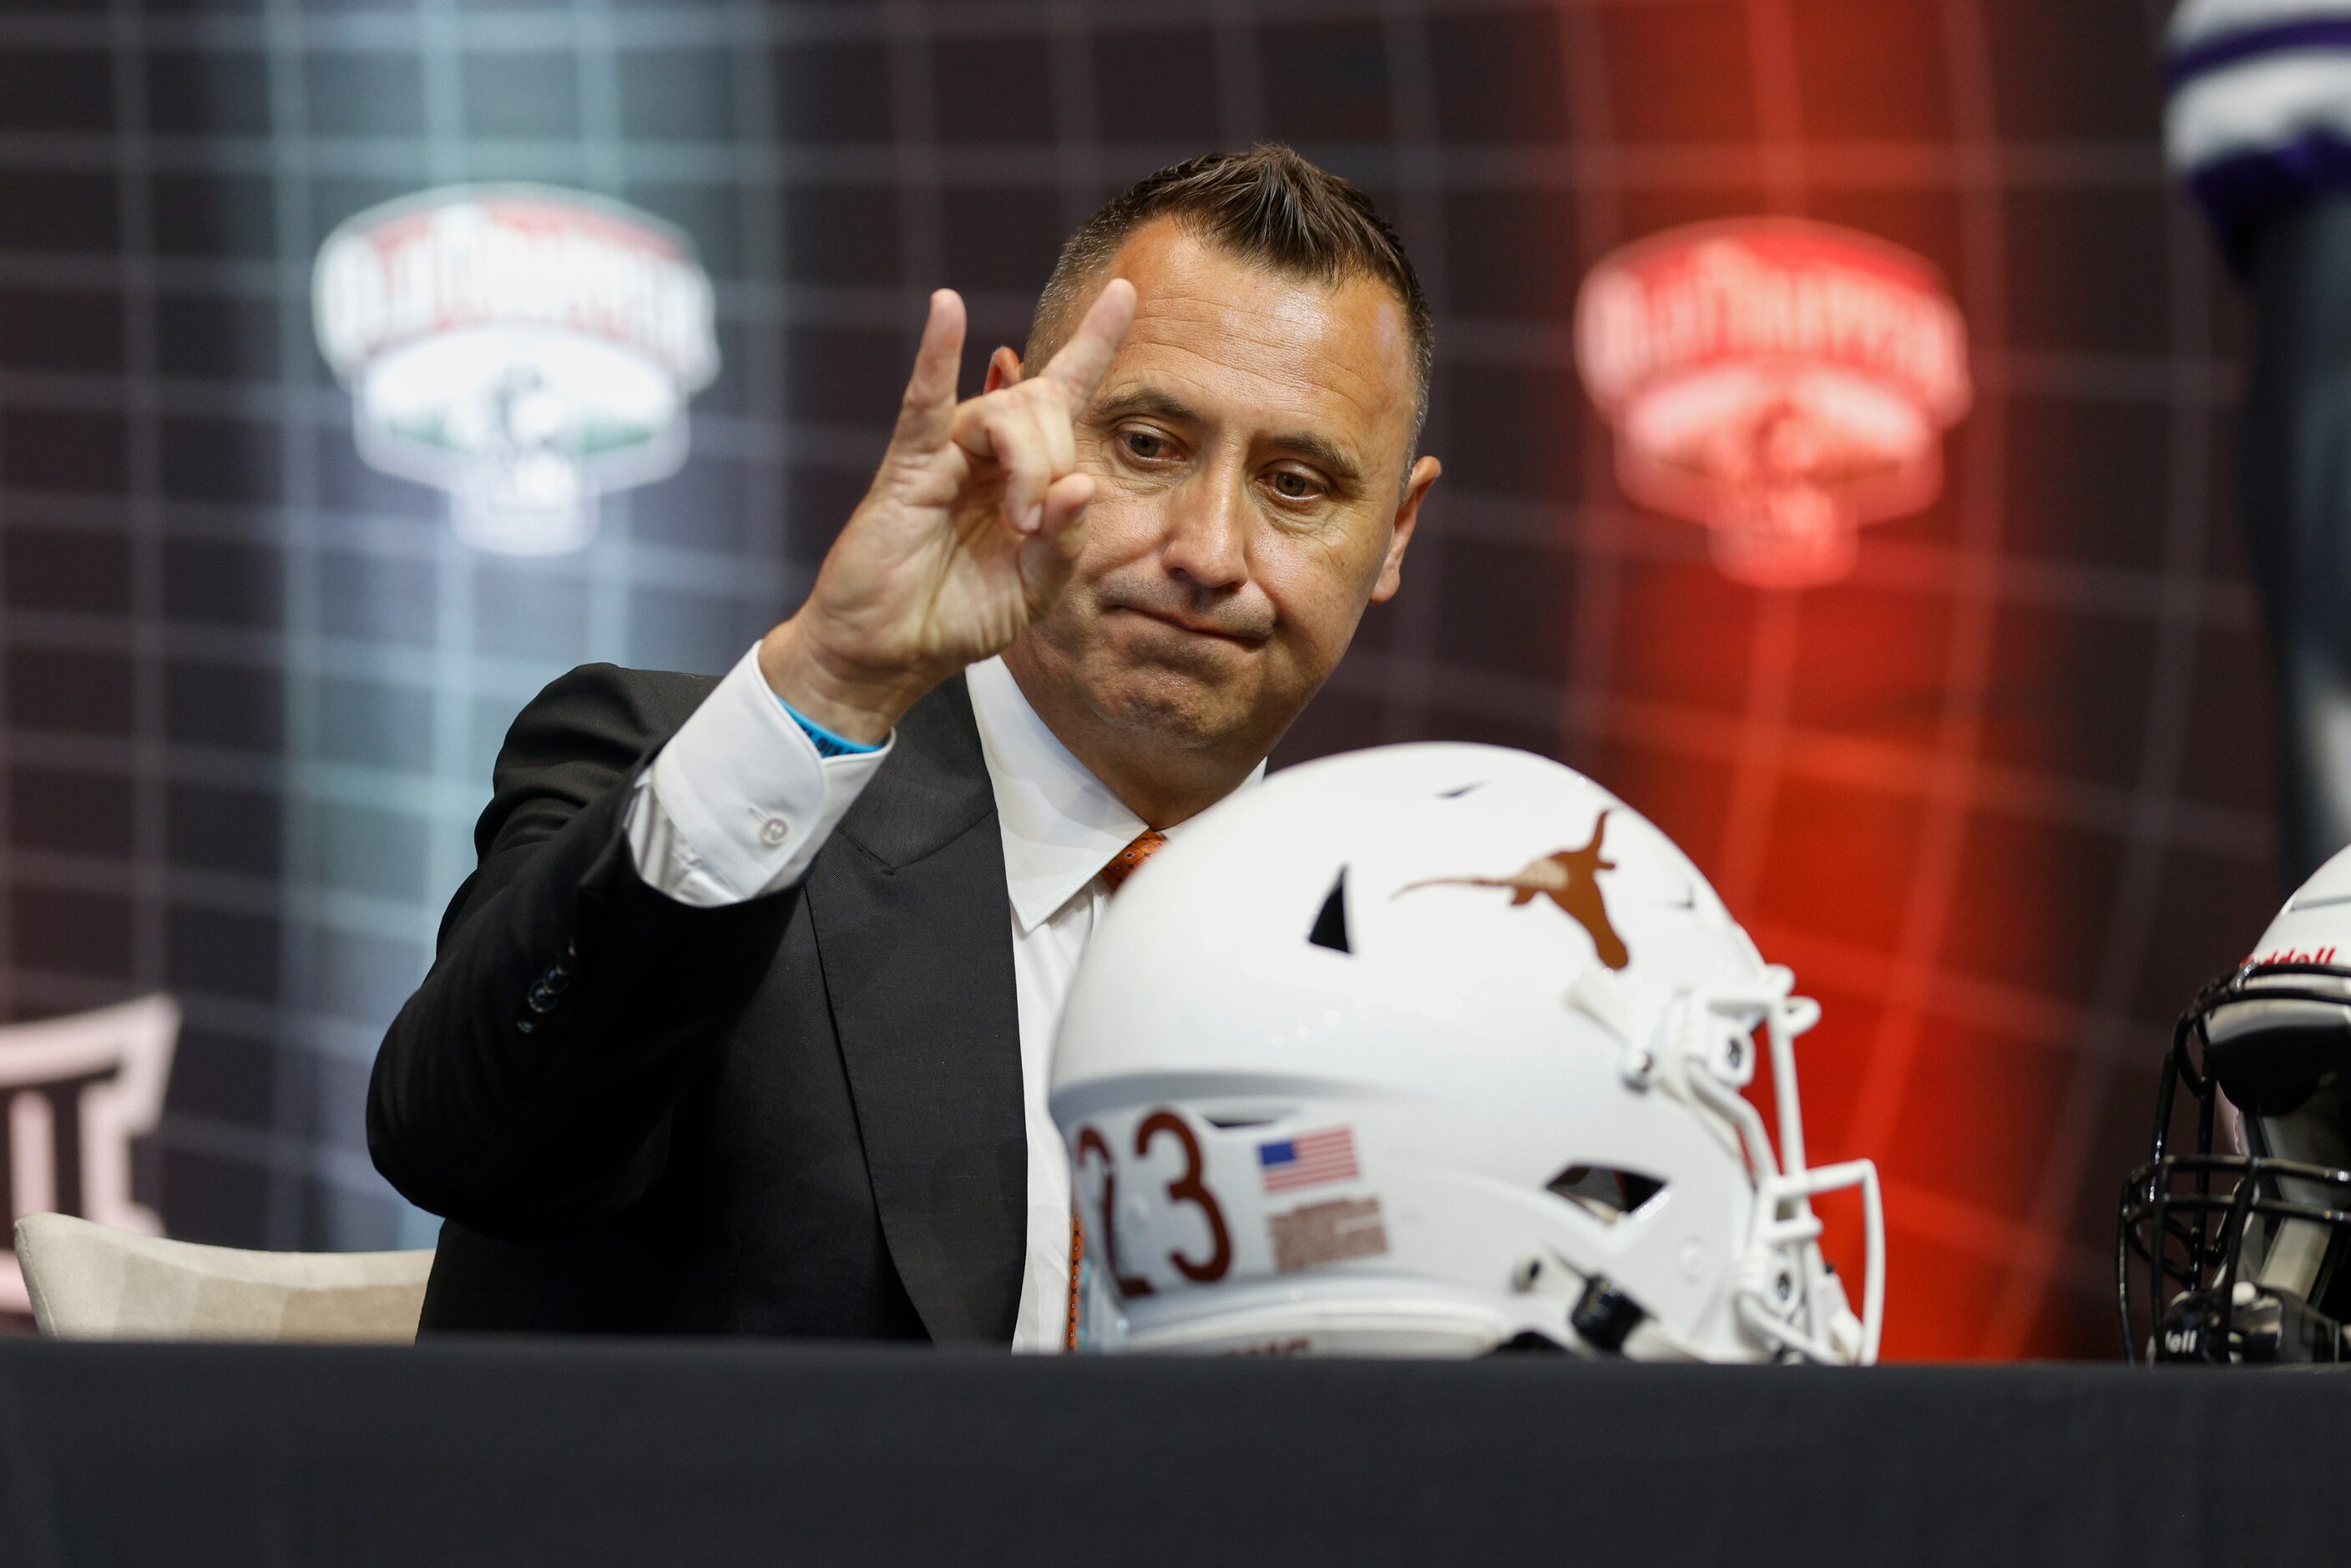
759,817,791,848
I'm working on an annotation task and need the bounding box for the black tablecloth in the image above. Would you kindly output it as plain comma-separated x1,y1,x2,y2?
0,1338,2337,1565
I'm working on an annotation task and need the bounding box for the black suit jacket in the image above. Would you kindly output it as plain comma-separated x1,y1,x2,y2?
367,664,1028,1340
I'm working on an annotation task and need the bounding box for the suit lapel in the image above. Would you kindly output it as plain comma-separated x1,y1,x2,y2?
804,675,1027,1343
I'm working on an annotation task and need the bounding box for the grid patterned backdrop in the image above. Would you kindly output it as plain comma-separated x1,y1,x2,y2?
0,0,2267,1358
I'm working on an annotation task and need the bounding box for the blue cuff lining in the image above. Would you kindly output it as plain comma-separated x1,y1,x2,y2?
774,693,884,757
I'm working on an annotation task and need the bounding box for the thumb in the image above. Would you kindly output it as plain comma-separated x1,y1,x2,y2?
887,289,965,453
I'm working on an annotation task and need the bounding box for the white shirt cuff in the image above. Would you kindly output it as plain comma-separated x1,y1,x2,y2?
624,642,893,908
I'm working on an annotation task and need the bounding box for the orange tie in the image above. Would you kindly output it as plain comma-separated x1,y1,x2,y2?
1066,1216,1084,1352
1068,829,1171,1349
1097,828,1168,897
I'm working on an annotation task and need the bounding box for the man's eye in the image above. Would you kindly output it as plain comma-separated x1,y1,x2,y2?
1270,470,1320,499
1122,432,1168,460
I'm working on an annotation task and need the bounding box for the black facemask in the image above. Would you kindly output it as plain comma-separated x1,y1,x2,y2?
2119,961,2351,1365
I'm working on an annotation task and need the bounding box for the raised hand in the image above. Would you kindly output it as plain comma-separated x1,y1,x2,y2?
758,280,1138,742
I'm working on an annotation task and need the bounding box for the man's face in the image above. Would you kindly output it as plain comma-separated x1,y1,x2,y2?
1001,220,1438,761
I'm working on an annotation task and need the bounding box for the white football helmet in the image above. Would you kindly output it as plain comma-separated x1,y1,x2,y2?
1051,742,1883,1363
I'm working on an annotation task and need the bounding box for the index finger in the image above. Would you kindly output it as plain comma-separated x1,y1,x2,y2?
1039,277,1137,403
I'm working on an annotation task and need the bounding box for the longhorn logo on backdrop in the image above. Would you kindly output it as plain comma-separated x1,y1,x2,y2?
313,185,720,556
1574,219,1972,589
1397,812,1631,970
0,994,179,1314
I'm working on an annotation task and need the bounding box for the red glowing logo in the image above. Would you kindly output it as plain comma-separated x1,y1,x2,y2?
1575,220,1972,588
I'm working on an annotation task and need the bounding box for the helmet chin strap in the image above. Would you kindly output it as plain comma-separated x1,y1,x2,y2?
2256,1218,2333,1299
2251,1083,2351,1300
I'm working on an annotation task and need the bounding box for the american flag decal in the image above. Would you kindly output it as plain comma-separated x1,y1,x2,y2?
1257,1127,1360,1193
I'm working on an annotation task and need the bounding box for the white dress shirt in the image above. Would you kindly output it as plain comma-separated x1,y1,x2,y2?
624,641,1261,1351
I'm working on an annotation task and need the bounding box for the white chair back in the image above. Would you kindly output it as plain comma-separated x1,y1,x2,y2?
15,1211,434,1342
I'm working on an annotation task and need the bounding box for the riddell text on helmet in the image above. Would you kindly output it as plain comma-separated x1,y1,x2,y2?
2247,946,2339,967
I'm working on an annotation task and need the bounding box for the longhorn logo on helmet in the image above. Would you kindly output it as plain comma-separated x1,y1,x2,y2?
1395,812,1630,970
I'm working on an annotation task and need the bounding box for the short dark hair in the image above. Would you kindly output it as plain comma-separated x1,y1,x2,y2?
1028,144,1433,448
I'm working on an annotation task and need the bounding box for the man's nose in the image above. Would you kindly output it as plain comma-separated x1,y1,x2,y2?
1160,467,1250,596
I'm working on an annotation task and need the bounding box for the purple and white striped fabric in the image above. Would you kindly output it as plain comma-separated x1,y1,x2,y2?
2168,1,2351,265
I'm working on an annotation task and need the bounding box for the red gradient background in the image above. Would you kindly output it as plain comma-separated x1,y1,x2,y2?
1524,0,2270,1358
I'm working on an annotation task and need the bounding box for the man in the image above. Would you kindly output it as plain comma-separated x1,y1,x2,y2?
368,146,1442,1345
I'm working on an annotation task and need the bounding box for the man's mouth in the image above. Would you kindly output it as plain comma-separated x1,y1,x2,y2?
1110,604,1265,646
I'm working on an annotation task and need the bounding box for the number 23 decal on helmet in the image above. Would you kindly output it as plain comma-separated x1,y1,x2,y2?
1074,1112,1233,1296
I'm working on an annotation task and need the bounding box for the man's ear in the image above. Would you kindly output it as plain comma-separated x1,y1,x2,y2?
1369,455,1441,604
983,346,1024,393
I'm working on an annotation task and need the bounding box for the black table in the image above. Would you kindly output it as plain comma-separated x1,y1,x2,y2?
0,1339,2336,1565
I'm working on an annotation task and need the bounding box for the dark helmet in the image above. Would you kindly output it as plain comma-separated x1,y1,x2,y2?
2119,852,2351,1364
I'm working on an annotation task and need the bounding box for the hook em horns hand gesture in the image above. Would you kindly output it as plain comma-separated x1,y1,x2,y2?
758,280,1139,743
